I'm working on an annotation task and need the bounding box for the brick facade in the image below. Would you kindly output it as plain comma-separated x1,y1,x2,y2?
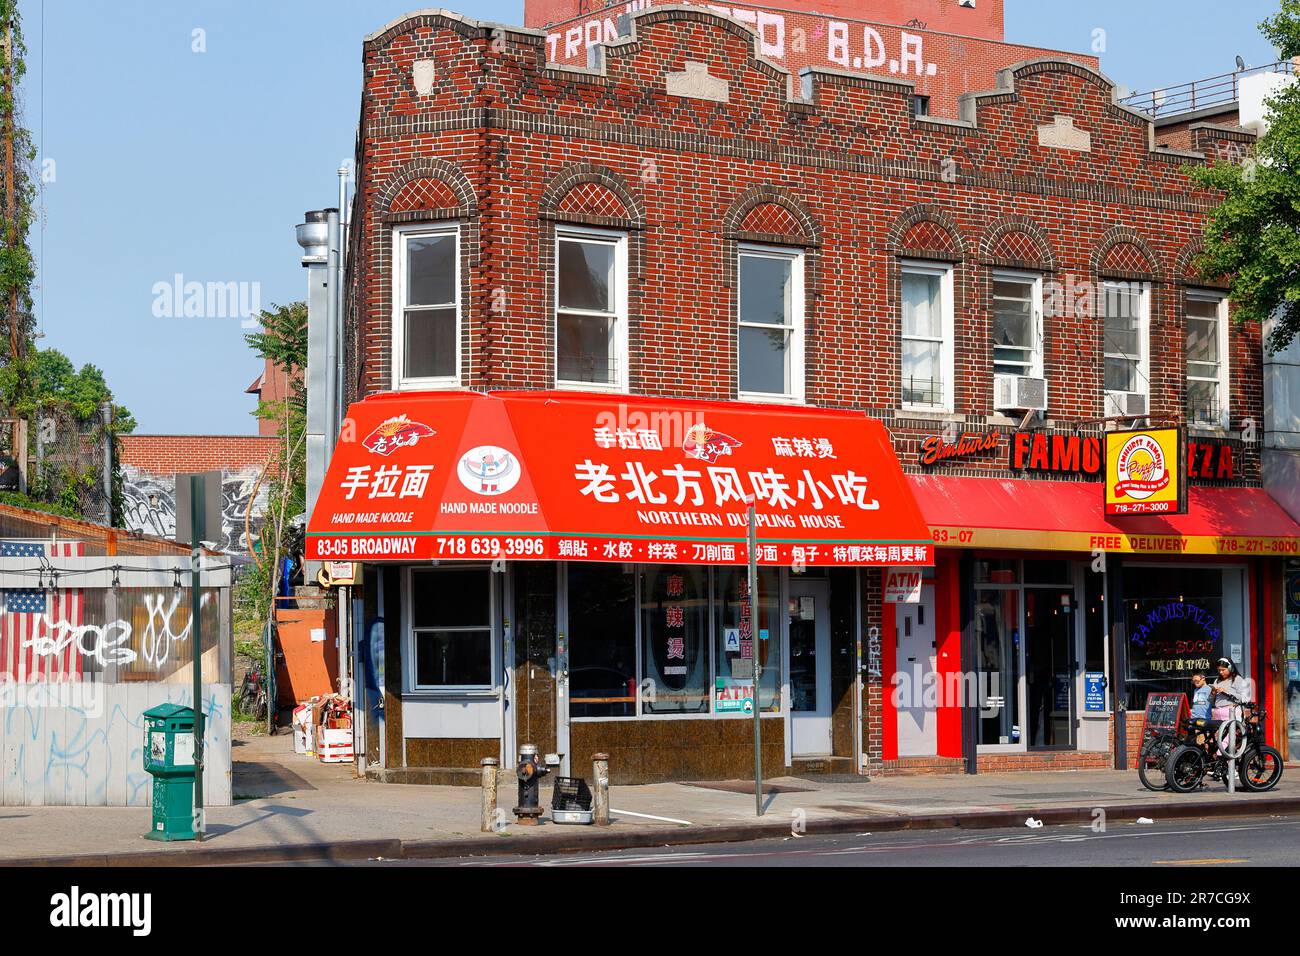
532,1,1094,120
345,7,1260,778
118,435,279,475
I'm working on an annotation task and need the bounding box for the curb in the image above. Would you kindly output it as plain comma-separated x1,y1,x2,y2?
6,796,1299,866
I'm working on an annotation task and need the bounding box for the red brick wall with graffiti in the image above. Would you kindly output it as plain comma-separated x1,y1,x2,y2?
532,0,1094,118
525,0,1006,41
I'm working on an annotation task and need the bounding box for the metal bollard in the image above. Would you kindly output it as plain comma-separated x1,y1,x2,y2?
480,757,499,832
592,752,610,827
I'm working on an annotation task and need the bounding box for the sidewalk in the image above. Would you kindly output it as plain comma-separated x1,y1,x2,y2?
3,732,1297,865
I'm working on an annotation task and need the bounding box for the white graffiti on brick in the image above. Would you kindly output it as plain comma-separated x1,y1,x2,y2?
545,4,941,78
20,592,211,668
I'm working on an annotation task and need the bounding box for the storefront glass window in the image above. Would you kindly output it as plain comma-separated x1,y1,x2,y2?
714,567,782,712
640,566,710,714
410,566,491,688
1123,566,1246,710
974,559,1019,586
568,564,637,718
975,587,1021,746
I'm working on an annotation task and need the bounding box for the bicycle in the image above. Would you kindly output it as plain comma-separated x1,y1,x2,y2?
1164,694,1283,794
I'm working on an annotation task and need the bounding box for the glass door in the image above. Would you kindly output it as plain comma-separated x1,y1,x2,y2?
1024,586,1077,749
789,578,832,756
974,586,1022,748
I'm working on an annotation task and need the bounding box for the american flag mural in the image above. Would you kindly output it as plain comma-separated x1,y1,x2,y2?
0,540,86,682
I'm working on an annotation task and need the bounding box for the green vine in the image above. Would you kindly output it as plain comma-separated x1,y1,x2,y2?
0,0,35,408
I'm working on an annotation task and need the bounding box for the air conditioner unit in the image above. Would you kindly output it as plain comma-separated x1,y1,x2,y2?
1105,391,1148,418
993,375,1048,412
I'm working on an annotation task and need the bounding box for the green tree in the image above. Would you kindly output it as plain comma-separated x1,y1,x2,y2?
1192,0,1300,352
0,0,36,407
238,302,307,636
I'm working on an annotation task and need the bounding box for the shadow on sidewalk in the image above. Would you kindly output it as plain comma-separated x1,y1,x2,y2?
203,804,314,839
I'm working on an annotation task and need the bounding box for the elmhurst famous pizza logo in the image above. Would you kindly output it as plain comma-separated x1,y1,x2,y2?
1113,433,1170,500
682,422,742,464
362,415,436,456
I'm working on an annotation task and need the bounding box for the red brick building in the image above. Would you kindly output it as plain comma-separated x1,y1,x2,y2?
311,7,1300,785
530,0,1096,119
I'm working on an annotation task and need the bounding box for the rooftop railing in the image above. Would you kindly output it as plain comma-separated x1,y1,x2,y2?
1120,59,1297,118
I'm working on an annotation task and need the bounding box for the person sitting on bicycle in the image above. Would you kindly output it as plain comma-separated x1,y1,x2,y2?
1189,671,1212,723
1211,657,1251,720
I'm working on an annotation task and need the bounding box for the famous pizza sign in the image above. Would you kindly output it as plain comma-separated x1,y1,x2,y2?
1104,427,1187,517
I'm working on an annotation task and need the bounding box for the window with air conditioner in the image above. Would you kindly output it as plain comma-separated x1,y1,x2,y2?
991,270,1046,411
556,226,628,391
738,245,805,402
901,261,954,412
1186,291,1229,428
392,223,460,389
1102,280,1150,416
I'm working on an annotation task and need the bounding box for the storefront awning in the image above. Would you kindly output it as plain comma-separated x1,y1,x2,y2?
910,474,1300,555
306,391,932,566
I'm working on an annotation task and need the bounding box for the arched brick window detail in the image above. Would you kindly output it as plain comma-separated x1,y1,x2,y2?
378,158,476,221
388,177,461,213
722,186,820,246
887,205,965,261
1173,237,1226,288
979,218,1055,271
555,182,629,220
539,163,645,230
1091,228,1161,281
740,203,802,240
1102,243,1155,275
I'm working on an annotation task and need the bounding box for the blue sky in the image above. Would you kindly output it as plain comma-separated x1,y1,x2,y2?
20,0,1286,434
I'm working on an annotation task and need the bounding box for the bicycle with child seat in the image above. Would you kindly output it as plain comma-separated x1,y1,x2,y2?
1162,693,1283,794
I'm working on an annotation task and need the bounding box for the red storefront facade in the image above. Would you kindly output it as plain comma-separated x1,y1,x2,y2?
322,7,1299,784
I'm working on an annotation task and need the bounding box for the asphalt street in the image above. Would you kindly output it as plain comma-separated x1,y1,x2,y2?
408,814,1300,867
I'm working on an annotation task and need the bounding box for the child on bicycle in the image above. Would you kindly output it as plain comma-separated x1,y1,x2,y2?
1189,671,1212,722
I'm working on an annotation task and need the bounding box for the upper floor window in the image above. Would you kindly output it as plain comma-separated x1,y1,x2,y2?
900,260,955,412
991,270,1043,379
556,226,627,391
1102,280,1150,414
1186,291,1229,427
393,224,460,389
738,245,804,402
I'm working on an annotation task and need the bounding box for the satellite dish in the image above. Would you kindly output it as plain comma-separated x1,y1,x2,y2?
1236,55,1246,71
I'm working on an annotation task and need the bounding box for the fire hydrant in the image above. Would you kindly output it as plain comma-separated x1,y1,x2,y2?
512,744,549,825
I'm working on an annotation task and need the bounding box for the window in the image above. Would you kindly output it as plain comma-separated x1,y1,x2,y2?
1186,292,1229,426
912,95,931,117
640,566,709,714
567,563,637,717
713,567,782,712
900,261,954,411
991,271,1042,378
1123,565,1248,710
409,566,492,689
738,246,804,401
393,224,460,388
1102,280,1149,396
556,227,627,390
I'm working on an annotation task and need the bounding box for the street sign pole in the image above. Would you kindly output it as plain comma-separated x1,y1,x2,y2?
190,475,206,840
748,502,762,817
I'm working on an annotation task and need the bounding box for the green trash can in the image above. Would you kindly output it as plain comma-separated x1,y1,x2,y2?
142,703,199,841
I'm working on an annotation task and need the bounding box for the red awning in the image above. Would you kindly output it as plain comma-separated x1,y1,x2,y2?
910,474,1300,556
306,391,932,566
